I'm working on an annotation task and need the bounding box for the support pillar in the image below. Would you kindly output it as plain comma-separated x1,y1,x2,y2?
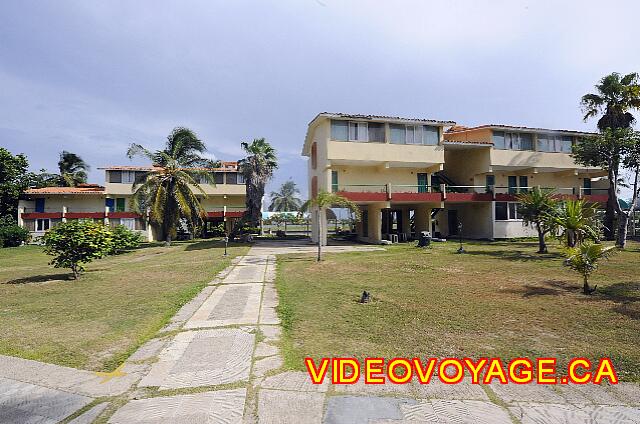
368,204,382,244
414,205,431,235
62,206,68,223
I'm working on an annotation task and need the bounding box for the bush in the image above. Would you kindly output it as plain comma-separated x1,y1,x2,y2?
210,222,226,237
0,216,30,247
43,221,114,279
276,230,286,238
109,225,142,254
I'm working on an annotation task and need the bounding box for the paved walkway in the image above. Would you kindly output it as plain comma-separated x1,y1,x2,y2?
2,240,640,423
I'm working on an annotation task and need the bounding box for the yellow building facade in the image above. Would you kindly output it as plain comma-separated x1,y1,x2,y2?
302,113,608,244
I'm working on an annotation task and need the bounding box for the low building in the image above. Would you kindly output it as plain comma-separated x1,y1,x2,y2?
302,112,608,244
18,162,246,241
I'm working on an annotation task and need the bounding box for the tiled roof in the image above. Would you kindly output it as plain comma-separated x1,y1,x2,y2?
447,124,597,136
24,186,105,195
444,139,493,145
98,161,239,172
316,112,456,125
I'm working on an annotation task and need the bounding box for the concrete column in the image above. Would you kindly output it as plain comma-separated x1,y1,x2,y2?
368,204,382,243
17,205,24,227
401,208,411,238
62,206,67,223
311,207,328,246
414,205,430,234
104,206,109,226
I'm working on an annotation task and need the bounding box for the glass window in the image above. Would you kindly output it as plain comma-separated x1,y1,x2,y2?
105,198,115,212
237,173,245,184
348,122,368,141
330,120,348,140
368,122,385,142
226,172,238,184
495,202,508,220
561,136,573,153
121,218,135,230
122,171,136,183
537,135,549,152
423,126,439,145
390,124,405,144
492,131,505,149
214,172,224,184
508,203,518,220
519,133,533,150
406,125,416,144
116,198,126,212
108,171,122,183
331,171,338,192
36,218,50,231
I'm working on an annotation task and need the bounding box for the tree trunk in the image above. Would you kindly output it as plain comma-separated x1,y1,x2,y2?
316,208,322,262
567,230,576,248
536,223,547,253
603,194,616,241
582,275,592,295
616,212,628,248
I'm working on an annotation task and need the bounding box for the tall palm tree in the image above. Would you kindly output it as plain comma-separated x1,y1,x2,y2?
302,191,360,261
239,138,278,227
517,188,558,253
268,180,302,211
565,242,615,295
547,200,600,248
581,72,640,240
127,127,218,245
40,151,90,187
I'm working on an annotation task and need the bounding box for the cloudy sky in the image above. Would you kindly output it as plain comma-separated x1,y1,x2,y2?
1,0,639,198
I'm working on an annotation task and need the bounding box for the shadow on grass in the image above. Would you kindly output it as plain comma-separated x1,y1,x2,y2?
184,240,225,251
3,273,73,284
464,248,562,262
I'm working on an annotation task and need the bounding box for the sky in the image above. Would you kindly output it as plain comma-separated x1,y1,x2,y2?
1,0,639,200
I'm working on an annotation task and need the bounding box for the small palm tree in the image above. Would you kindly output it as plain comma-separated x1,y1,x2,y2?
269,180,302,211
565,242,615,295
547,200,600,247
517,188,558,253
239,138,278,228
127,127,218,245
40,151,90,187
302,191,360,261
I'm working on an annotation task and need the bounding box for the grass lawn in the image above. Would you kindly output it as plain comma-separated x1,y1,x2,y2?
0,239,248,371
276,240,640,381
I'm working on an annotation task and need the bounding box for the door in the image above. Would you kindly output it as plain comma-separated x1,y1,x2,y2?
448,210,459,236
519,176,528,193
583,178,592,195
431,174,441,192
508,176,517,194
331,171,339,193
485,175,495,192
417,173,428,193
35,198,45,213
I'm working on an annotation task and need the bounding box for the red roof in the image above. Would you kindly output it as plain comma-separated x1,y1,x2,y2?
444,139,493,145
24,186,105,195
446,124,596,136
98,161,239,172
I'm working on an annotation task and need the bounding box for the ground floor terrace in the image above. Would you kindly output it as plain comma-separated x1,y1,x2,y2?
318,183,609,244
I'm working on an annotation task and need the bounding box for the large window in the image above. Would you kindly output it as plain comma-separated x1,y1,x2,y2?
348,122,368,141
367,122,385,142
390,124,439,145
537,134,573,153
330,120,348,140
122,171,136,183
36,218,50,231
493,131,533,150
495,202,522,221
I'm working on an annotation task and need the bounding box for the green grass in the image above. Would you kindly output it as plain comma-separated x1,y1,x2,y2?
0,239,248,371
276,240,640,381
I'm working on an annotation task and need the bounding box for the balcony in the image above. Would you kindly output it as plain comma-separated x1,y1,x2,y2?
205,206,246,219
334,184,608,204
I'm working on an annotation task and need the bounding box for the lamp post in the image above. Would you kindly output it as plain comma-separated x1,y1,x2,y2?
456,221,465,254
223,233,229,257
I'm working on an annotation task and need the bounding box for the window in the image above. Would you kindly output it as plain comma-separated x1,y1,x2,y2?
390,124,405,144
36,218,50,231
116,198,125,212
225,173,237,184
537,134,573,153
108,171,122,183
417,173,428,193
519,176,528,193
348,122,368,142
423,126,439,145
311,142,317,169
214,172,224,184
311,176,318,198
105,198,115,212
121,218,135,230
122,171,136,183
330,120,348,140
493,131,533,150
485,175,495,190
367,122,385,142
495,202,522,220
331,171,338,192
237,173,245,184
508,176,518,194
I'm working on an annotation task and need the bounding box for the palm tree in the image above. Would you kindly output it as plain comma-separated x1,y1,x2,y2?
547,199,600,248
565,242,615,295
517,188,558,253
239,138,278,227
39,151,90,187
581,72,640,240
127,127,218,245
302,191,360,261
269,180,302,211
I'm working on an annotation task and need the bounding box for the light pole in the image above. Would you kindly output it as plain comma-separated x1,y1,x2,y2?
456,221,465,254
223,233,229,257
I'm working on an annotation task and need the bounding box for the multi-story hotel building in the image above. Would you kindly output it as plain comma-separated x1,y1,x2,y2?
302,113,608,244
17,162,246,241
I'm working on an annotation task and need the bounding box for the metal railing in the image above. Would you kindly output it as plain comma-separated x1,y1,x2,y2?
336,184,387,193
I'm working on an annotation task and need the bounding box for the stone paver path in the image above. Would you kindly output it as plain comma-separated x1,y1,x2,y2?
2,239,640,423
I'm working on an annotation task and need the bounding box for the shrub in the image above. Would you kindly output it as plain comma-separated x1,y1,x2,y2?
210,222,226,237
43,221,114,279
0,216,30,247
276,230,286,238
109,225,142,254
